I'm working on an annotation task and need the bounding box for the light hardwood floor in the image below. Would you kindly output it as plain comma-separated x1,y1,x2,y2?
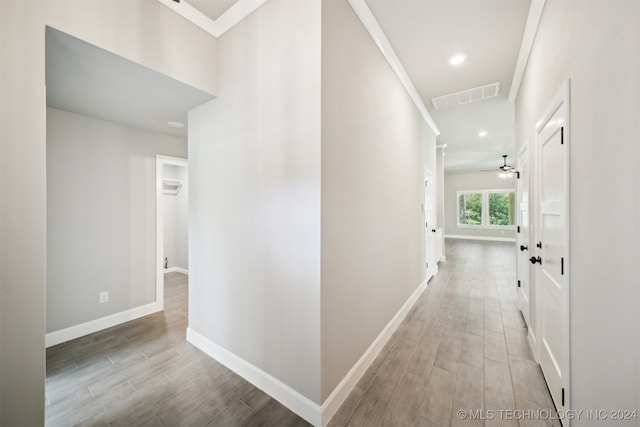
329,240,559,427
47,240,557,426
45,273,311,427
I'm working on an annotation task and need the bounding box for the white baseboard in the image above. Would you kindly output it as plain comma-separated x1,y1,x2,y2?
528,328,538,362
444,234,516,243
165,267,189,275
45,301,162,348
426,265,438,283
320,278,428,426
187,328,323,426
187,278,429,427
440,255,447,263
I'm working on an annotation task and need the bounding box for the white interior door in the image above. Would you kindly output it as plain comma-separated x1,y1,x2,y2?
516,145,531,327
424,173,437,280
534,82,570,420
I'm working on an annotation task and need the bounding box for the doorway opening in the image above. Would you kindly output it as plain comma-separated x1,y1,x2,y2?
156,155,189,309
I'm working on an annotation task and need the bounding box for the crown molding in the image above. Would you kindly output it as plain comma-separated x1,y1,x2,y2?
156,0,269,38
347,0,440,136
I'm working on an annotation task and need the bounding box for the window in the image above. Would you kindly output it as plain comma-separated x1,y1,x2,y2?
458,192,482,225
457,190,515,228
488,191,516,226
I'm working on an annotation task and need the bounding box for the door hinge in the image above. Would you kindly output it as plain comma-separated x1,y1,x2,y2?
561,257,564,275
561,388,565,406
516,171,520,179
536,241,542,249
561,127,564,145
517,225,521,233
517,280,521,288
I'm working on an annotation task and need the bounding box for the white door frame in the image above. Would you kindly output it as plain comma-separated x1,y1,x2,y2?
516,142,532,330
156,155,188,310
533,80,571,419
424,170,438,281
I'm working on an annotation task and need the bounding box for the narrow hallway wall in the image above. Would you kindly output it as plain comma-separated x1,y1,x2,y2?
320,0,437,403
188,0,322,406
515,1,640,418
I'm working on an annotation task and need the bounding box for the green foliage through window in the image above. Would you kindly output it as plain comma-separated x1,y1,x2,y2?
488,192,515,226
459,193,482,225
457,190,515,227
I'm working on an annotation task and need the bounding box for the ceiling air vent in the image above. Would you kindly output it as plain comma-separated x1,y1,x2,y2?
431,82,501,110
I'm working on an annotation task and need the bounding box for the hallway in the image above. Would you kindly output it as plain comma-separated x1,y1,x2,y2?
330,239,559,426
45,240,558,426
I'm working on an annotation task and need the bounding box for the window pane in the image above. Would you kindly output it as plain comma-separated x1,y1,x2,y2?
488,192,515,226
459,193,482,225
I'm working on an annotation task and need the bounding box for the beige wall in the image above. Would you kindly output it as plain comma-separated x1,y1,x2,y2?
47,108,187,333
515,0,640,418
444,171,516,240
0,1,216,423
320,0,436,401
188,0,322,404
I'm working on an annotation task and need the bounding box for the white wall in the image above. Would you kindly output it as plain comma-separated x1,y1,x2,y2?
188,0,322,404
47,108,187,333
320,0,436,402
0,1,216,423
444,171,516,240
163,164,188,271
515,1,640,421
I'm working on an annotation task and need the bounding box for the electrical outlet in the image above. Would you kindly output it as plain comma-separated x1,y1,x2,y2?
99,291,109,304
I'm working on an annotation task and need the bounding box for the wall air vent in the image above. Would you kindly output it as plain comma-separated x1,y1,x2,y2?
163,178,183,195
431,82,501,110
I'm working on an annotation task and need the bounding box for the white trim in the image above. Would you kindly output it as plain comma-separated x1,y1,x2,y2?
46,302,162,348
347,0,440,136
187,328,323,426
528,327,538,363
445,234,516,243
508,0,546,103
321,279,428,426
165,267,189,275
188,279,429,427
156,155,188,315
156,0,269,38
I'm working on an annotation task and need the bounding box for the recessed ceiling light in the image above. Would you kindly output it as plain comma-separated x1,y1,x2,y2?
167,121,185,129
478,130,488,137
449,54,467,66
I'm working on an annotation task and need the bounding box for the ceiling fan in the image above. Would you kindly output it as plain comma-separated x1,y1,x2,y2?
497,154,516,178
480,154,517,178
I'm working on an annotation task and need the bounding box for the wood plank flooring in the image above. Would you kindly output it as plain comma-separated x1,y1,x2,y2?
47,240,558,426
45,273,310,427
329,240,559,427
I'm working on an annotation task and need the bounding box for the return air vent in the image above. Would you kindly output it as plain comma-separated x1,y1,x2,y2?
163,178,183,195
431,82,501,110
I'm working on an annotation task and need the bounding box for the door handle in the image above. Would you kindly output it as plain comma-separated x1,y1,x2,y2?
520,245,528,252
432,229,436,233
529,256,541,265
